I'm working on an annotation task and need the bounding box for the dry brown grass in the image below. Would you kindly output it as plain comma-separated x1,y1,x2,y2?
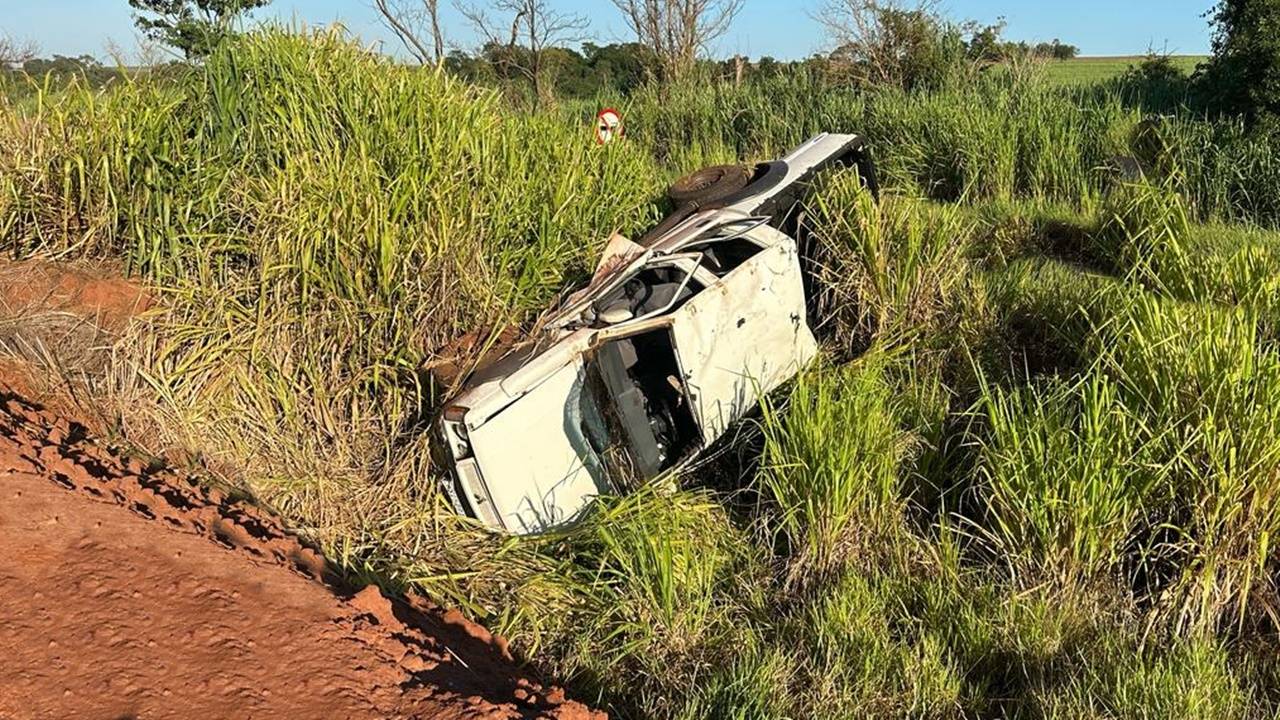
0,258,156,427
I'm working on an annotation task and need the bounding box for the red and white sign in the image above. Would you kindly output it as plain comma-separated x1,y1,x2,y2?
595,108,624,145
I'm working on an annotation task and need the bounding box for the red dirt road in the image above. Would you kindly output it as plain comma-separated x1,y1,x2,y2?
0,385,601,720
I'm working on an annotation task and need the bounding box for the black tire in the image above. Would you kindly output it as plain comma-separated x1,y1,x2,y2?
668,164,752,205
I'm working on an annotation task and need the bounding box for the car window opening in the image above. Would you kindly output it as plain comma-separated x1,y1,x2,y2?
690,237,765,277
590,329,701,483
591,266,703,327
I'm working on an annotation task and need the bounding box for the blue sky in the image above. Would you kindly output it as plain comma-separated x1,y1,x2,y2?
4,0,1216,62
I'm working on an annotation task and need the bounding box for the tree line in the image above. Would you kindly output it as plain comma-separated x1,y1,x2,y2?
4,0,1280,126
4,1,1078,102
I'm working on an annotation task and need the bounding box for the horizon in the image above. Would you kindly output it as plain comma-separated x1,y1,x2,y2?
5,1,1216,64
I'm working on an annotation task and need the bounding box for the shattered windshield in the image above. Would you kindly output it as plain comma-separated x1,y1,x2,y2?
564,369,613,490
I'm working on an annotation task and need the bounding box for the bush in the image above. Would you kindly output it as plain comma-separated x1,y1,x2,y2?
1200,0,1280,122
819,0,972,92
1113,52,1195,110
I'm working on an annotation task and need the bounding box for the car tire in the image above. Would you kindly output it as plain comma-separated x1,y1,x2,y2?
668,164,752,206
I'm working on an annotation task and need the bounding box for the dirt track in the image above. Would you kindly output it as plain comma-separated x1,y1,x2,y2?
0,382,601,720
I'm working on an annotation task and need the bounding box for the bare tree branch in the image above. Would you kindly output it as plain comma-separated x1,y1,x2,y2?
0,33,39,69
458,0,588,109
609,0,744,82
372,0,446,64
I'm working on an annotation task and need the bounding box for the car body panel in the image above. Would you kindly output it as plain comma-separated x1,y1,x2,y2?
458,329,593,431
667,233,819,441
721,132,870,217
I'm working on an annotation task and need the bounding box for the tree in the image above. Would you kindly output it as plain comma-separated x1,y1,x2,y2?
1042,39,1080,60
818,0,967,90
0,33,38,69
961,21,1079,64
609,0,744,82
1200,0,1280,122
458,0,588,109
15,55,120,90
372,0,446,65
580,42,657,91
965,17,1008,64
128,0,272,59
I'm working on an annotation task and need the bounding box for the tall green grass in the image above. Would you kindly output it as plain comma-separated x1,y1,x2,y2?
1098,295,1280,634
809,175,970,353
621,68,1135,205
543,487,768,717
975,371,1168,580
758,357,906,585
974,179,1280,636
616,69,1280,228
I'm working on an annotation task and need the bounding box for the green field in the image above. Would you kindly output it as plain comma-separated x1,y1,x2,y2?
5,29,1280,719
1044,54,1207,85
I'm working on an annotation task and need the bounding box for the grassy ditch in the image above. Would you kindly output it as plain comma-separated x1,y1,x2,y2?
5,28,1280,718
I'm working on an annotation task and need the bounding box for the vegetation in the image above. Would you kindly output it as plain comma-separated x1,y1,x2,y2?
1201,0,1280,124
6,21,1280,720
128,0,272,58
966,19,1079,62
0,32,39,69
608,0,744,82
8,54,121,90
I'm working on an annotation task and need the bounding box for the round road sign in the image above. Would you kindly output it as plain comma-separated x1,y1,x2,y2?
595,108,624,145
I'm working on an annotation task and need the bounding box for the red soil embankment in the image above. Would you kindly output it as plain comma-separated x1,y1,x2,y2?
0,380,602,720
0,260,152,335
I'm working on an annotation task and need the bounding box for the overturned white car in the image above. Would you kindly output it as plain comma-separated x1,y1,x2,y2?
436,134,877,534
